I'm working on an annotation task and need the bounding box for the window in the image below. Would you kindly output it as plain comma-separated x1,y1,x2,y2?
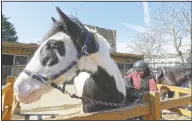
117,63,124,70
125,64,133,70
117,63,134,71
14,55,28,65
2,54,14,65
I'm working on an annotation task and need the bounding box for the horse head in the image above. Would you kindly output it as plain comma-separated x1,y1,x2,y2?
14,7,126,106
149,67,164,83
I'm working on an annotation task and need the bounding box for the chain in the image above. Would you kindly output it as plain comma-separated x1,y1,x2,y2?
64,90,142,108
52,81,144,109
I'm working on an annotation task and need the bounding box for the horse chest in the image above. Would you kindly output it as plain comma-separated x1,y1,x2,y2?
81,76,124,113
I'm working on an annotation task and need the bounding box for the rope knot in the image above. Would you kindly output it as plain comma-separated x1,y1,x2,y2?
71,94,77,98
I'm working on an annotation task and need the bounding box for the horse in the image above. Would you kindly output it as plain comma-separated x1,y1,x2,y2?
13,7,142,115
126,64,192,100
150,65,192,100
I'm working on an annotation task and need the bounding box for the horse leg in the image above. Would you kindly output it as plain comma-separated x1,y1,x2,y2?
160,90,167,100
167,91,174,98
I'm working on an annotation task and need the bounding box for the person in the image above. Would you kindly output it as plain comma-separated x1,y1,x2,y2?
125,60,158,92
124,60,159,120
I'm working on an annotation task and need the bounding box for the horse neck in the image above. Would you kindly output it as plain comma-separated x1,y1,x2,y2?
77,51,126,97
161,66,187,86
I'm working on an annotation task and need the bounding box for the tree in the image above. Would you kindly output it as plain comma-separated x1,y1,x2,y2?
180,2,192,36
126,29,166,62
180,2,192,55
2,14,18,42
154,2,191,63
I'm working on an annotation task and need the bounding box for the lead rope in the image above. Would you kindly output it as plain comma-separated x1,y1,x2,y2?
51,82,148,120
51,82,143,107
64,90,144,120
64,90,142,107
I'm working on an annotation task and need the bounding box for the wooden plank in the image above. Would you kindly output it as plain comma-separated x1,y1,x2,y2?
168,108,192,118
157,84,191,94
153,92,161,120
2,105,9,120
175,92,180,97
2,83,11,95
142,92,152,120
64,102,150,120
3,77,15,120
11,101,19,115
142,92,161,120
160,95,192,110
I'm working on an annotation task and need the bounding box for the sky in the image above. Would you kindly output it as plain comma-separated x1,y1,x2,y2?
2,2,191,54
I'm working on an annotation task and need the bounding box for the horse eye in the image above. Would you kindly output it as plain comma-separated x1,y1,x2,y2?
58,25,66,31
50,44,57,49
57,25,67,33
58,26,63,31
47,41,58,49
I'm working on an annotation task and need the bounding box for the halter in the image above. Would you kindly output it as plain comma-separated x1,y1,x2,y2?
157,66,165,83
23,32,91,87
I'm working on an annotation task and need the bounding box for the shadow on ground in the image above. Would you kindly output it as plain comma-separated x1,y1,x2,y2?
21,103,81,112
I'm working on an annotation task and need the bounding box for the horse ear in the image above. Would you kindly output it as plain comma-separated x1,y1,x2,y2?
51,17,57,23
56,6,72,23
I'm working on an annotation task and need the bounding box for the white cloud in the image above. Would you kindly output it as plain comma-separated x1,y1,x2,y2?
121,22,148,33
116,41,131,53
142,1,151,27
116,41,142,55
122,1,151,33
120,2,191,56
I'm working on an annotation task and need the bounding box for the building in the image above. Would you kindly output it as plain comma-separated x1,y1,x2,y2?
85,24,116,52
2,25,143,84
2,41,38,85
110,52,143,76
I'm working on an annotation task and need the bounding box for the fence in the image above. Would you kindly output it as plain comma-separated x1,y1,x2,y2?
2,77,21,120
157,84,192,118
2,77,191,120
148,62,189,68
2,65,25,85
51,84,191,120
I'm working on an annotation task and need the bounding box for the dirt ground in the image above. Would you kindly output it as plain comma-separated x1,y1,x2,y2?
12,85,191,120
161,110,191,120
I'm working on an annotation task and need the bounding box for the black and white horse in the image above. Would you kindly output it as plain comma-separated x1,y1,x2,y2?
14,7,141,114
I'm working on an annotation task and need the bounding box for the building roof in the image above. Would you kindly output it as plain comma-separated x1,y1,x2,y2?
2,41,143,58
2,41,39,48
2,41,39,55
110,52,143,58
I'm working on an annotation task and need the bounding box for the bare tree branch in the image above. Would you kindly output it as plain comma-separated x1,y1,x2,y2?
126,29,166,60
153,2,191,63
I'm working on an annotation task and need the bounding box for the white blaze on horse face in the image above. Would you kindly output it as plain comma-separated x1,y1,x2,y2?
14,32,78,104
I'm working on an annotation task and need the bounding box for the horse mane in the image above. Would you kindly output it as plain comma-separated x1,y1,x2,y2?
163,65,191,73
40,14,86,44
